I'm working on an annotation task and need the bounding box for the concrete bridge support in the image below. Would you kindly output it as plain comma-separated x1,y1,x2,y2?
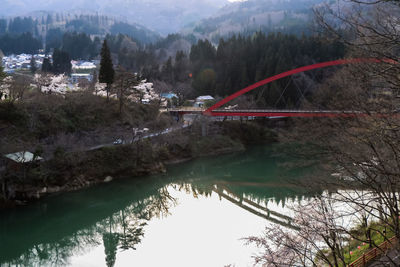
201,121,207,137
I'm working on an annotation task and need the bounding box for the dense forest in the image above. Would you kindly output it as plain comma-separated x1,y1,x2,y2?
0,33,42,55
48,31,102,59
0,14,160,56
0,17,38,36
85,31,346,108
0,17,43,54
113,33,195,76
190,33,345,106
137,32,346,107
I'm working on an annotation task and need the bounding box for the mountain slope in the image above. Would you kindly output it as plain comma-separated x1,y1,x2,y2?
183,0,326,41
0,0,229,35
2,12,161,44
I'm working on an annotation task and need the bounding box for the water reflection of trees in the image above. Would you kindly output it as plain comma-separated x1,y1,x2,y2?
1,185,177,267
166,146,321,208
6,228,102,267
3,181,309,266
174,177,317,210
166,150,324,232
102,186,178,267
2,146,322,266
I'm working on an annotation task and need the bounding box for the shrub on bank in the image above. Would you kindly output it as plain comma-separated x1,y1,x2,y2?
189,134,244,156
0,91,161,143
219,120,278,145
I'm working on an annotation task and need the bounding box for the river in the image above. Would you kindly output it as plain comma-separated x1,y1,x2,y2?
0,145,319,267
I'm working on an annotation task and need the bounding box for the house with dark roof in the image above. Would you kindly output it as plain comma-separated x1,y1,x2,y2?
3,151,43,171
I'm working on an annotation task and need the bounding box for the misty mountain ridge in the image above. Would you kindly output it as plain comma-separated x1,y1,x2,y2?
0,0,230,35
0,0,333,57
0,12,161,45
182,0,328,41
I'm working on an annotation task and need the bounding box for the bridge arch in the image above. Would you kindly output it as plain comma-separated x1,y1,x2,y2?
204,58,393,116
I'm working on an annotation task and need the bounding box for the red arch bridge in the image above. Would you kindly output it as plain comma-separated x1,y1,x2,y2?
163,58,396,118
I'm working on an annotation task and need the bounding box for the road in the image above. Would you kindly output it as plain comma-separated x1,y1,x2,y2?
87,123,190,151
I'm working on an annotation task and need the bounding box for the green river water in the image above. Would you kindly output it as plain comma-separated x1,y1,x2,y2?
0,145,319,267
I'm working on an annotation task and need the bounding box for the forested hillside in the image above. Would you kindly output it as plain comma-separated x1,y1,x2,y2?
183,0,325,42
0,0,229,35
0,13,160,56
118,32,346,107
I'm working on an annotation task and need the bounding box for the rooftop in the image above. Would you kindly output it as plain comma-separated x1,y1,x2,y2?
196,95,214,101
4,151,43,163
71,73,92,77
161,93,178,99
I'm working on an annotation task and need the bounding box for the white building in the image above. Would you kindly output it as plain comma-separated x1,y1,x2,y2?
194,95,215,107
71,61,97,71
70,73,93,84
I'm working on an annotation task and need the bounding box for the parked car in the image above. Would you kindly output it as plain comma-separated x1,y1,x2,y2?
113,139,123,145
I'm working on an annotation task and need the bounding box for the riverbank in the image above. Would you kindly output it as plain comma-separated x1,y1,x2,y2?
0,120,278,208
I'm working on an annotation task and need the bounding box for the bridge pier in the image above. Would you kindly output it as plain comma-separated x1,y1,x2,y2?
170,111,182,122
201,121,207,137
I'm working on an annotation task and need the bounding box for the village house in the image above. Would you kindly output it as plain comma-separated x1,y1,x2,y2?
70,73,93,84
160,92,178,107
160,92,178,99
2,53,45,71
71,61,97,72
3,151,43,172
194,95,215,107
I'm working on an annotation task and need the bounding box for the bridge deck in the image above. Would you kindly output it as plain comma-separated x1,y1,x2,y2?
161,108,359,113
160,107,205,113
212,109,359,113
209,109,364,117
161,107,365,117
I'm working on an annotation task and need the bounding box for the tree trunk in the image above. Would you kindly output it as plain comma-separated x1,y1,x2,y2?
106,84,110,102
1,179,6,200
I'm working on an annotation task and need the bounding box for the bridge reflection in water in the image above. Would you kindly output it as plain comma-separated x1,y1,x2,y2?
213,183,299,230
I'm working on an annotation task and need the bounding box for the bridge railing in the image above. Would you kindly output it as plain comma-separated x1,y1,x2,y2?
349,236,398,267
160,107,205,113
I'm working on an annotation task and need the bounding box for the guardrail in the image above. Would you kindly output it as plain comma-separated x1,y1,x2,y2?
349,236,398,267
160,107,205,112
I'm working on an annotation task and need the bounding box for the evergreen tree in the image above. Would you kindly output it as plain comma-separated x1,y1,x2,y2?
173,50,188,82
46,14,53,26
52,49,71,74
161,57,173,83
192,68,216,96
0,65,6,84
42,57,52,72
0,19,6,35
103,233,119,267
0,50,6,91
30,56,37,74
0,50,5,88
99,40,115,101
